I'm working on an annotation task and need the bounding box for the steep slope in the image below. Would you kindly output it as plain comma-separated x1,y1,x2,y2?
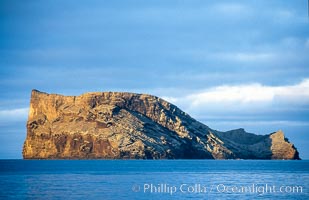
23,90,300,160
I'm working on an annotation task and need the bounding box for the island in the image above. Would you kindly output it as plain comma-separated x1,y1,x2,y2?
23,90,300,160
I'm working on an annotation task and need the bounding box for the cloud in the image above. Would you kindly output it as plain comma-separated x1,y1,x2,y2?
274,10,294,21
187,84,274,105
212,3,250,15
306,38,309,48
272,8,307,24
163,79,309,117
206,120,309,127
0,108,29,122
210,52,276,62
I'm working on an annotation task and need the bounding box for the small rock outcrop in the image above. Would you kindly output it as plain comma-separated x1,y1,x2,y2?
23,90,300,160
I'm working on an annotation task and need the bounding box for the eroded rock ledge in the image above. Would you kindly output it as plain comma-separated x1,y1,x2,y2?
23,90,300,160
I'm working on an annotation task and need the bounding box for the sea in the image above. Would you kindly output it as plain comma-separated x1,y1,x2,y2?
0,160,308,200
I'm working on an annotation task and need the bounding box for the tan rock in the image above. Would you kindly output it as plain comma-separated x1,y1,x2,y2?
23,90,300,160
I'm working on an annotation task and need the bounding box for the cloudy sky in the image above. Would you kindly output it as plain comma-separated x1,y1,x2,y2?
1,0,308,159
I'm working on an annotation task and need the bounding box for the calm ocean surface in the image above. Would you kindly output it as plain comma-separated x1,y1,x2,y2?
0,160,308,199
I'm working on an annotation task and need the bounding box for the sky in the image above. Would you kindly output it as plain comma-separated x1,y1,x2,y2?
0,0,308,159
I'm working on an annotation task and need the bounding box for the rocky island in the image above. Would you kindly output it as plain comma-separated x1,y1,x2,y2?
23,90,300,160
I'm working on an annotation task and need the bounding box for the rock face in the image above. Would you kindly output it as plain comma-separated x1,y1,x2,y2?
23,90,300,160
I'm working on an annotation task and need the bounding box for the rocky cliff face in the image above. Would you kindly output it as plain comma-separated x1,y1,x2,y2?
23,90,300,160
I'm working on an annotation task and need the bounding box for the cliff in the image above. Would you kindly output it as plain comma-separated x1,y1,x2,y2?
23,90,300,159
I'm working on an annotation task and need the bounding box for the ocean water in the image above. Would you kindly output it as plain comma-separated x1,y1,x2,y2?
0,160,308,200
